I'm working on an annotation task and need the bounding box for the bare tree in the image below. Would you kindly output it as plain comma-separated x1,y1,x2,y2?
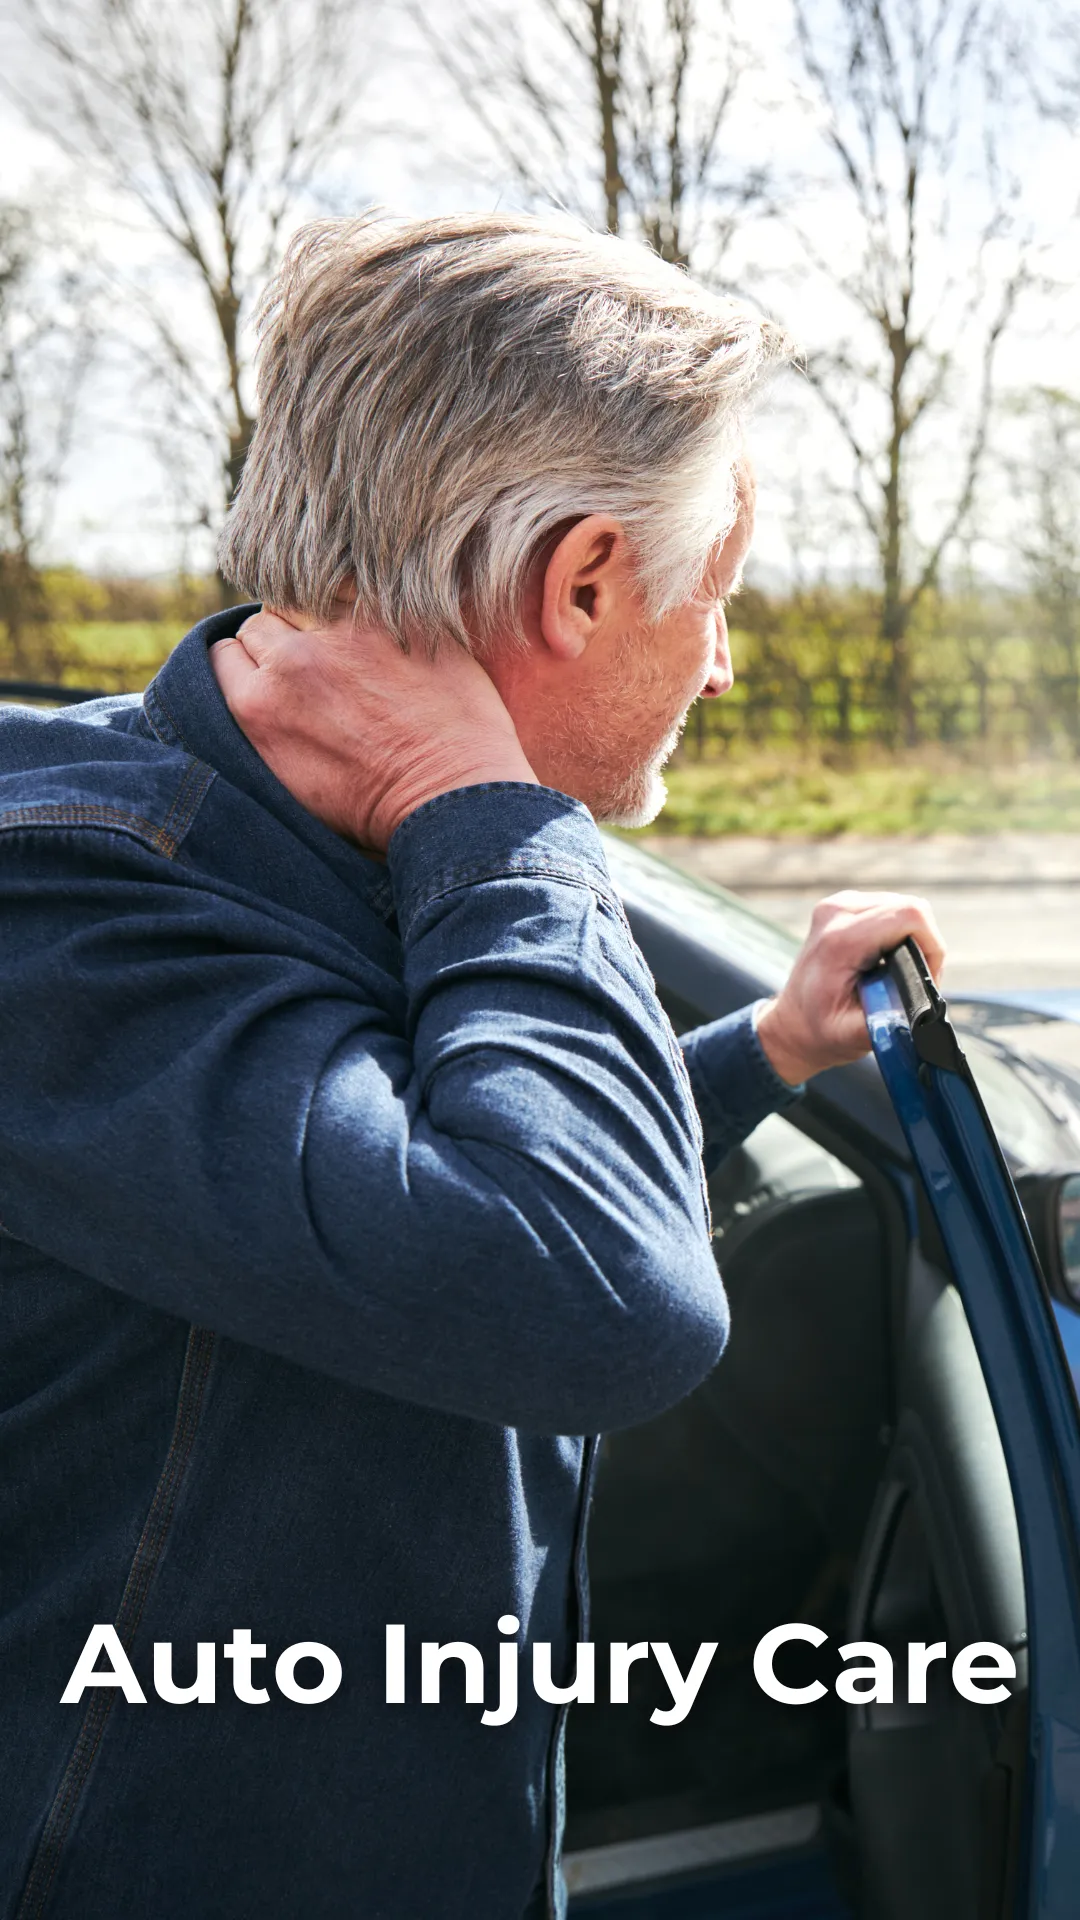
15,0,379,586
0,204,96,673
417,0,767,277
1029,3,1080,127
789,0,1029,742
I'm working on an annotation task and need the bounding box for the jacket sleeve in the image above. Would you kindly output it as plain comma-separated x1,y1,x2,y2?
0,784,728,1434
680,1003,804,1176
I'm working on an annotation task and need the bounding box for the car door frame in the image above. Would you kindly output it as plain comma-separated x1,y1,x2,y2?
616,857,1080,1916
859,952,1080,1920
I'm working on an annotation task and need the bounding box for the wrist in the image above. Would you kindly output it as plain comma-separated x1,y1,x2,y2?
374,753,540,846
754,997,814,1088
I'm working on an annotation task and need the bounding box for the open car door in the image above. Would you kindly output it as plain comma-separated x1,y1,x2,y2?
856,944,1080,1920
566,844,1080,1920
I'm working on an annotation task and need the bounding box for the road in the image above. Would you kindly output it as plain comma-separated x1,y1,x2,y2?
640,832,1080,994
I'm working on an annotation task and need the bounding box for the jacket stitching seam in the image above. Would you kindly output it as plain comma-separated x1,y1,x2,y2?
140,682,172,745
159,760,215,849
408,859,613,890
143,680,197,759
14,1326,217,1920
0,805,180,859
399,866,619,939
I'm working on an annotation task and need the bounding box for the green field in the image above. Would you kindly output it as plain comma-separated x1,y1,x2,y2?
45,620,187,687
654,750,1080,837
16,620,1080,838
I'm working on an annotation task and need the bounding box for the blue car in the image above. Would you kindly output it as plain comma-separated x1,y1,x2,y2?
564,837,1080,1920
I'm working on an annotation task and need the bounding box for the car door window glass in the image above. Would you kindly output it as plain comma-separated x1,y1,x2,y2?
949,1013,1080,1171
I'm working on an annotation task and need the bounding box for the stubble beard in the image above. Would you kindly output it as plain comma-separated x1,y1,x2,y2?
589,709,688,828
548,627,694,827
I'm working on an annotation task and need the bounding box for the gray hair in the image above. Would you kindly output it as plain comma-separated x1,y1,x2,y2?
219,210,794,652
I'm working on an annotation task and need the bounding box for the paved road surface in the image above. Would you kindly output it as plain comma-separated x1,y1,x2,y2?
640,832,1080,993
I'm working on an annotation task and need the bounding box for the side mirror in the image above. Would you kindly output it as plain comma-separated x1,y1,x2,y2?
1016,1172,1080,1308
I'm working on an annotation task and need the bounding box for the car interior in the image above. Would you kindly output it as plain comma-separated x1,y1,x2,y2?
564,993,1029,1920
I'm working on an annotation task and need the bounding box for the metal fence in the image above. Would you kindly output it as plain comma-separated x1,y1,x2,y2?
679,671,1080,756
0,680,112,704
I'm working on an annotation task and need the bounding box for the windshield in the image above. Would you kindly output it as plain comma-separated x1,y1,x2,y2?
601,832,799,993
604,834,1080,1175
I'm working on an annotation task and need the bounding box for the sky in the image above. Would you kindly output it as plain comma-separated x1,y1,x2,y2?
1,0,1077,589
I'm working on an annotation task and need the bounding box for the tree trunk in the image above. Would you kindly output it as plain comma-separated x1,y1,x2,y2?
589,0,624,234
0,549,59,677
836,672,852,746
215,275,256,607
879,326,917,745
216,410,257,607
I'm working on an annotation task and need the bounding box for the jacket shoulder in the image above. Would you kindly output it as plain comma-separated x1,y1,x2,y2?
0,696,214,862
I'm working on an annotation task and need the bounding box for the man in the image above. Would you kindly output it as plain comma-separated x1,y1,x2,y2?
0,212,943,1919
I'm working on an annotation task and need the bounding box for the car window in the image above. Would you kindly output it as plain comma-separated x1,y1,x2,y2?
947,1013,1080,1173
601,833,800,992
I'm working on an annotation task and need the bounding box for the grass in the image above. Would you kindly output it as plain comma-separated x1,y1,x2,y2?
49,620,187,687
651,748,1080,838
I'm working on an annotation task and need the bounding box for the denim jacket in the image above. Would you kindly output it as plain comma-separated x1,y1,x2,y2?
0,610,795,1920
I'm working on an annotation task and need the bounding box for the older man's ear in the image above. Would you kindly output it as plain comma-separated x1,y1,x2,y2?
537,514,640,661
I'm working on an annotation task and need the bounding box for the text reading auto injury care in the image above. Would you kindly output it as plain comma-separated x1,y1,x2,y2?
60,1620,1018,1716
